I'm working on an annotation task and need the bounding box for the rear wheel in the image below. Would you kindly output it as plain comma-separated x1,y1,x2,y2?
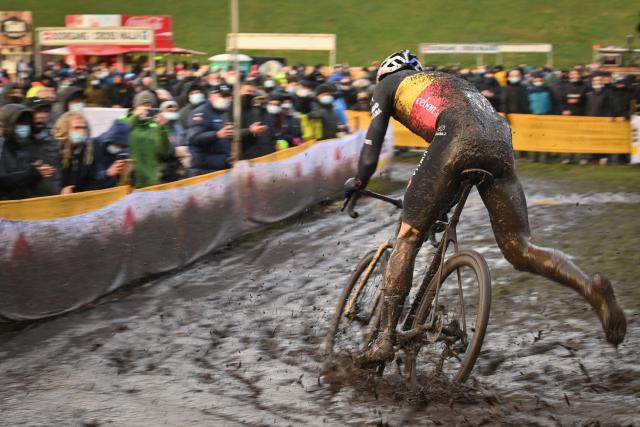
404,250,491,384
325,247,391,358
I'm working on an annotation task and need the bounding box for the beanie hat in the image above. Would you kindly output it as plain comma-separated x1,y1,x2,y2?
133,90,156,108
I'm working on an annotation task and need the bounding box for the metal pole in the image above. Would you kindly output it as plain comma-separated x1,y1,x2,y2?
150,30,157,86
230,0,242,162
34,30,42,76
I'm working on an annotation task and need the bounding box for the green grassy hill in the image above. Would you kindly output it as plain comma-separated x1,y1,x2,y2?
3,0,637,67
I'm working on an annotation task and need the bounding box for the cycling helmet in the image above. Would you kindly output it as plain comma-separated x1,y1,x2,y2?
376,49,423,83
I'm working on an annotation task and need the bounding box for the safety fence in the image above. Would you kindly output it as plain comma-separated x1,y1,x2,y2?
0,129,393,321
347,111,637,162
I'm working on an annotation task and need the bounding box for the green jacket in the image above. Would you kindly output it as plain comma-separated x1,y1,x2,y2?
123,114,171,188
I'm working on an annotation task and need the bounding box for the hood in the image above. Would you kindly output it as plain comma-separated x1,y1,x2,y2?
56,85,86,111
0,103,33,144
0,83,18,106
95,119,130,149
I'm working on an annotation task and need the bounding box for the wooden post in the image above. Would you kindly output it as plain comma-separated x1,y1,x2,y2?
230,0,242,163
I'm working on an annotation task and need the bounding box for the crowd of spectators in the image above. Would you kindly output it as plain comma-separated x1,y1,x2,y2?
0,58,639,201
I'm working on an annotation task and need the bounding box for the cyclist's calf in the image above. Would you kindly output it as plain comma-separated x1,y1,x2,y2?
384,222,423,294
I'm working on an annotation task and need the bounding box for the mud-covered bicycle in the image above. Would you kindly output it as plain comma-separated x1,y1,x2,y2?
325,169,493,385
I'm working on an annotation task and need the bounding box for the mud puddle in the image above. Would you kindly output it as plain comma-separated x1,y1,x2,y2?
1,161,638,426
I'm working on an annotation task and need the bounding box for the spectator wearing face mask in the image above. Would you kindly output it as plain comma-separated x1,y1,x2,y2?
51,86,86,124
610,76,632,120
179,83,206,129
121,91,172,188
559,69,588,116
24,98,62,196
477,69,502,111
93,120,129,188
53,111,97,194
308,83,344,141
159,100,187,182
263,94,302,150
584,75,615,117
0,104,56,200
188,84,234,175
293,80,314,115
527,72,556,115
499,69,529,114
338,77,358,108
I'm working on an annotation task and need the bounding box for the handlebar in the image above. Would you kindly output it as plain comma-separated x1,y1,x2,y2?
340,187,403,219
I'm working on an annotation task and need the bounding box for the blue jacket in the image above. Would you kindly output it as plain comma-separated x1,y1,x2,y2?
93,120,131,188
527,85,555,115
188,102,231,173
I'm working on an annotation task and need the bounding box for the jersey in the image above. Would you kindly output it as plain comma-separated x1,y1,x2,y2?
358,70,498,185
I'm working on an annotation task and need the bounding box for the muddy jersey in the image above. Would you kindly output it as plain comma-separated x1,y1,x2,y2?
358,69,500,185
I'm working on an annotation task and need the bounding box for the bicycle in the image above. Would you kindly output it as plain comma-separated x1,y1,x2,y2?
325,169,493,385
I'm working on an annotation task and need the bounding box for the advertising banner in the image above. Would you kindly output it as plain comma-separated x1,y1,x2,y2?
38,27,154,46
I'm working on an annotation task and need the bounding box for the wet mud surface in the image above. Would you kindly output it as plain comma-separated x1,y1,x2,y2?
1,162,639,426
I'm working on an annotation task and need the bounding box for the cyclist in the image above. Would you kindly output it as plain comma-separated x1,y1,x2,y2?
346,49,627,365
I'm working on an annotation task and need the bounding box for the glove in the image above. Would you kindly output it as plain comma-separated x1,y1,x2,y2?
343,177,364,199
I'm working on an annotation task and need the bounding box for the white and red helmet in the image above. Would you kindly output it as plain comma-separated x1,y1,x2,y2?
376,49,423,83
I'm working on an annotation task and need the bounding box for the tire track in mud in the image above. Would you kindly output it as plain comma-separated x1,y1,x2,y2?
1,163,639,426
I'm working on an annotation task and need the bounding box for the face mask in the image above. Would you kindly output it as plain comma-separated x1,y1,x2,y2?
319,95,334,105
508,77,521,84
15,125,31,140
266,105,282,115
213,98,231,110
569,78,581,83
282,102,293,110
297,88,310,97
106,144,123,155
162,111,179,121
91,79,100,86
287,86,297,95
533,81,544,87
264,80,275,88
69,131,88,145
189,93,205,105
226,76,237,85
69,102,85,113
592,84,603,91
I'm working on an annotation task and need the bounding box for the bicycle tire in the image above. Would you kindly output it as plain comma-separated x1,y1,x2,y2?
324,247,391,358
406,250,491,384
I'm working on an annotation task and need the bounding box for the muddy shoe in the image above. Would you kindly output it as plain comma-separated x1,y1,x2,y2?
355,331,395,367
591,273,627,347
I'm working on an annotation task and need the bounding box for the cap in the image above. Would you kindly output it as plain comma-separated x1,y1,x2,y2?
24,97,52,111
160,100,178,110
133,90,157,108
208,84,232,96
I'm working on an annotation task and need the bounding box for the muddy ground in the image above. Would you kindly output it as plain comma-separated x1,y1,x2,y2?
1,161,639,426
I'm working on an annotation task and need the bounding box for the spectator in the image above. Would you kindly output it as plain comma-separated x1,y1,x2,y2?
293,80,314,114
338,76,358,107
24,98,62,196
123,91,172,188
159,100,187,182
108,73,134,108
178,83,205,129
308,83,343,140
85,74,109,107
51,86,86,123
349,91,372,111
477,68,502,110
559,69,588,116
584,75,614,117
499,68,529,114
263,94,303,150
188,85,233,175
610,76,631,119
527,72,556,114
0,84,24,106
93,120,129,188
238,82,270,159
53,111,97,194
0,104,55,200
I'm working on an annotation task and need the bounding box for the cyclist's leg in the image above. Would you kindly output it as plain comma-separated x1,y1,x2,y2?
357,131,463,365
478,165,627,346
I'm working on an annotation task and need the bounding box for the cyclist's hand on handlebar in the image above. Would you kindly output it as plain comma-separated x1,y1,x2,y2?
343,177,364,199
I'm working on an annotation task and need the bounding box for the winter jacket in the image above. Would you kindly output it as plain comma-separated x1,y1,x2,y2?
499,83,530,114
188,102,231,173
557,81,588,116
108,83,134,108
584,89,615,117
93,120,131,188
124,113,172,188
27,124,62,196
527,85,555,115
0,104,41,200
308,102,339,140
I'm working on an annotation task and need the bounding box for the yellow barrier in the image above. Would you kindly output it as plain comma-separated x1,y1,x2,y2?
0,185,131,221
508,114,631,154
348,111,632,153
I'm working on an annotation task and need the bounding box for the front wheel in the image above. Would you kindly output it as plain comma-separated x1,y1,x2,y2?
405,250,491,384
324,246,391,359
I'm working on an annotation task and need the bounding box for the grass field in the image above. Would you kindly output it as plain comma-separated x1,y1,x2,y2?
3,0,637,67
